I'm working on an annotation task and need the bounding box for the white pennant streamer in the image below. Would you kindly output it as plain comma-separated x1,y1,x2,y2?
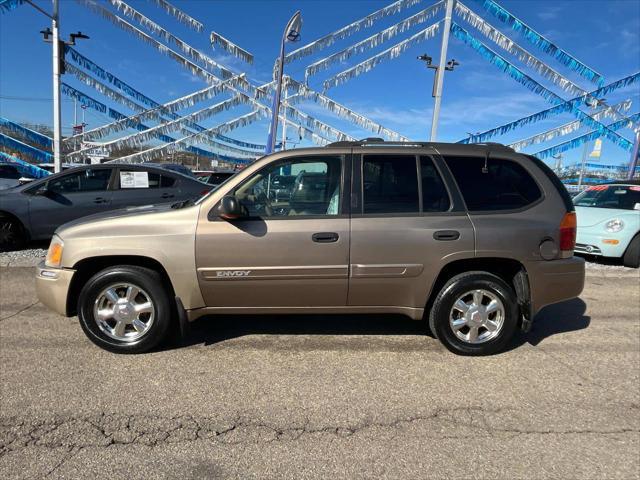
323,22,441,91
210,31,254,64
147,0,203,32
289,78,409,141
66,96,248,161
285,0,425,63
66,63,146,113
105,0,230,77
305,1,443,80
112,110,267,163
67,75,246,143
509,99,633,151
77,0,228,82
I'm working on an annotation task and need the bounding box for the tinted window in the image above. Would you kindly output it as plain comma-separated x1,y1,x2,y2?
160,175,176,187
235,156,342,217
420,156,450,212
444,156,541,211
48,168,111,193
363,155,419,214
0,165,21,179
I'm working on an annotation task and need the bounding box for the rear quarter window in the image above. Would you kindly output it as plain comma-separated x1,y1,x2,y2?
443,156,541,211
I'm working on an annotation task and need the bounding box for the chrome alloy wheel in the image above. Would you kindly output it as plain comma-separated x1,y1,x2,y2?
449,289,505,344
93,283,155,342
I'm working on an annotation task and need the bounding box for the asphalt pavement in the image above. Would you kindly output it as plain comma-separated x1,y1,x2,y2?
0,265,639,479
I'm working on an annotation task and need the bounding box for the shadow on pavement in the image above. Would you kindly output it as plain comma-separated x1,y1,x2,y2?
173,297,589,351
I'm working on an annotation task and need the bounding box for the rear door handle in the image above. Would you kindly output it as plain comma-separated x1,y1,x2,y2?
161,193,175,199
312,232,339,243
433,230,460,241
93,197,107,204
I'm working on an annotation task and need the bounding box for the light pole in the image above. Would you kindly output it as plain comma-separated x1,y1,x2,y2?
428,0,454,141
265,11,302,154
577,98,607,189
418,53,460,141
37,1,89,173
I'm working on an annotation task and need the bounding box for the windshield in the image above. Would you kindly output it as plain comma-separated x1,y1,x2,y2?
573,185,640,210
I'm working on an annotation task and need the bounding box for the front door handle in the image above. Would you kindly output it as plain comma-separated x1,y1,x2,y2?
161,193,175,199
433,230,460,241
312,232,339,243
93,197,107,204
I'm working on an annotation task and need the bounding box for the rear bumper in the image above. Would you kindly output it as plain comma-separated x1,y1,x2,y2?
35,261,75,317
527,256,585,316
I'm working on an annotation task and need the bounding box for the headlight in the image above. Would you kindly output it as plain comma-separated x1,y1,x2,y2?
604,219,624,233
45,235,64,268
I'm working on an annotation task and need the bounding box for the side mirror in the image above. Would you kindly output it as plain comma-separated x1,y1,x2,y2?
217,195,248,220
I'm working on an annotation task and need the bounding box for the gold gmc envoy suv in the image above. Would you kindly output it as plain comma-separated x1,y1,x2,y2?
36,140,585,355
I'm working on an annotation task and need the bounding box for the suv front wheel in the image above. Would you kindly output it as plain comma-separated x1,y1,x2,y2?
78,266,173,353
429,272,519,355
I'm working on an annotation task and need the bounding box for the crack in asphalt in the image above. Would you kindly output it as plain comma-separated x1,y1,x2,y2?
0,301,40,323
2,407,637,455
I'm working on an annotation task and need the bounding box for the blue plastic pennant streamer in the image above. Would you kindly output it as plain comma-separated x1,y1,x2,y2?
0,151,51,178
479,0,604,85
451,24,636,151
0,133,53,163
534,113,640,159
0,117,53,149
0,0,24,13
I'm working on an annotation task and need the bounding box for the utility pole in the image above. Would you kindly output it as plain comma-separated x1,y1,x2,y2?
52,0,62,173
578,98,607,189
281,78,288,151
429,0,454,141
628,132,639,180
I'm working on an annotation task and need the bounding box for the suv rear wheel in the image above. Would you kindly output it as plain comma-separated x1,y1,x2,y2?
429,272,519,355
78,266,172,353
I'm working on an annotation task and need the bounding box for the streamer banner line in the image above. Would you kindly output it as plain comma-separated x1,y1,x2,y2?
0,133,53,163
0,117,53,149
76,0,232,81
305,1,444,80
454,2,585,97
0,0,24,13
111,111,267,164
457,71,640,145
69,74,246,143
0,151,51,178
450,24,635,151
480,0,604,85
210,31,254,64
289,78,409,141
323,22,441,91
65,48,264,150
66,96,254,162
105,0,228,75
148,0,203,32
509,100,633,152
60,84,253,164
285,0,425,64
534,113,640,160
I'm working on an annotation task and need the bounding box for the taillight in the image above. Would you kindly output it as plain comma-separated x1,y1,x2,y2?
559,211,577,256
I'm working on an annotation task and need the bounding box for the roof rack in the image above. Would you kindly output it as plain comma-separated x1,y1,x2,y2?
325,138,514,150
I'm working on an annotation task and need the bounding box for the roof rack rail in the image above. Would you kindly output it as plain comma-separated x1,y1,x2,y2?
325,138,514,151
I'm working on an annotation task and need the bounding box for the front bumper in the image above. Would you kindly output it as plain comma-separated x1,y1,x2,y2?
575,230,627,258
526,256,585,316
35,261,75,317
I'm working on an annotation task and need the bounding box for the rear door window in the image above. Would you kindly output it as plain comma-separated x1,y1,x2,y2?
443,156,541,211
363,155,419,214
420,156,450,212
48,168,112,193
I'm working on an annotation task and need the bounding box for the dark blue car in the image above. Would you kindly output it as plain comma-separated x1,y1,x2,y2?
0,163,211,250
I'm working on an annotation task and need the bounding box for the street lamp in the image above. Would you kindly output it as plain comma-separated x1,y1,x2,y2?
265,11,302,154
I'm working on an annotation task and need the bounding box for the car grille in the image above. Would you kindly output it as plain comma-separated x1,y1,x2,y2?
575,243,602,255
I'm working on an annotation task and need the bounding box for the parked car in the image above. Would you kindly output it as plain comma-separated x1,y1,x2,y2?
36,140,584,355
573,181,640,267
38,163,84,173
0,163,211,250
147,163,197,179
0,163,25,190
195,170,236,188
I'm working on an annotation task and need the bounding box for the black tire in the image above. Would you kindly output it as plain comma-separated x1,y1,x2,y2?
428,271,519,356
77,265,173,354
0,216,25,252
622,234,640,269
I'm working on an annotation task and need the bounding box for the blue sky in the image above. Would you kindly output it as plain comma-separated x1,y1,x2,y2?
1,0,639,167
